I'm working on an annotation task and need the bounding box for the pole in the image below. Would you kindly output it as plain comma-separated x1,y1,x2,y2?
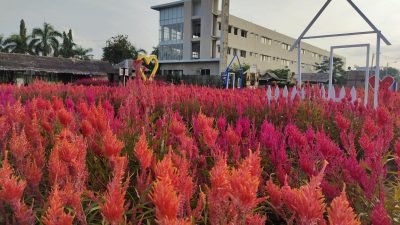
374,32,381,109
297,42,302,87
364,45,370,107
328,47,334,99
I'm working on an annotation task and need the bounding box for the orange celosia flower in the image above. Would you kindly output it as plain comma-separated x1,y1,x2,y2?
328,186,361,225
0,153,27,204
42,185,75,225
150,176,180,221
134,132,153,171
103,129,124,158
101,156,129,225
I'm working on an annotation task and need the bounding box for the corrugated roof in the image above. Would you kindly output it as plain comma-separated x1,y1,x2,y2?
301,73,329,83
0,53,115,75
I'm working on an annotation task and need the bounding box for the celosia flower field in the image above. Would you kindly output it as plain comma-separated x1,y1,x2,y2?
0,79,399,225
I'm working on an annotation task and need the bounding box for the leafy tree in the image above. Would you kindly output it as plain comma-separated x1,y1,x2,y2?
0,35,6,52
59,29,75,58
270,68,290,80
30,23,62,56
229,63,250,73
74,46,93,60
381,67,399,77
151,46,159,57
102,35,146,64
3,19,31,54
314,57,345,83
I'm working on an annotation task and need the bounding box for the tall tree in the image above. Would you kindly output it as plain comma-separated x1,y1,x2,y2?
3,19,31,54
74,46,93,60
59,29,75,58
102,34,146,64
314,57,345,83
30,23,62,56
0,35,6,52
151,46,159,57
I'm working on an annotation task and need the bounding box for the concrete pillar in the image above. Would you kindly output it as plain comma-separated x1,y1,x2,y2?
219,0,229,75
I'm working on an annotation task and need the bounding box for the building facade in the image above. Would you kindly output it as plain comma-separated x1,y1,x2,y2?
152,0,340,76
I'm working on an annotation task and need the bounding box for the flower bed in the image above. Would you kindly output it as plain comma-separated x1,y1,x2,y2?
0,80,399,224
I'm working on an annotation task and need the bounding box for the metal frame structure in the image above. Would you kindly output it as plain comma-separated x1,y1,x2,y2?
224,53,244,89
289,0,391,108
328,44,370,107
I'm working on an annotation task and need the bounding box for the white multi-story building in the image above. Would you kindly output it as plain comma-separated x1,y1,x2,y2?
151,0,341,76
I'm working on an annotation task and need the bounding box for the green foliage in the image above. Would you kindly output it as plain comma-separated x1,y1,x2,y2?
229,63,250,73
314,57,346,83
269,68,290,80
59,29,75,58
102,34,146,64
30,22,62,56
3,19,31,54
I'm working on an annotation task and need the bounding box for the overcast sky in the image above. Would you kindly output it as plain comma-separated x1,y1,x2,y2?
0,0,399,69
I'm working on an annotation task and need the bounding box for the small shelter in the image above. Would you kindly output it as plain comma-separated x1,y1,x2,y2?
259,71,287,86
290,0,391,108
300,73,329,84
0,53,115,84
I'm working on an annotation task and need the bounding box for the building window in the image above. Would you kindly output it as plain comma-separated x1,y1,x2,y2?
281,43,290,50
192,20,201,38
228,26,232,33
254,53,258,57
255,34,259,40
227,47,231,54
249,52,253,57
241,30,247,38
234,27,238,35
301,49,306,55
233,48,238,56
201,69,210,76
217,45,220,53
159,44,183,60
218,22,221,30
261,36,272,45
192,42,200,59
261,55,272,62
240,50,246,58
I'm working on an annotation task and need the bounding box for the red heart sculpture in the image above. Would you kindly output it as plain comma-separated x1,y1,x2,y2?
369,76,394,90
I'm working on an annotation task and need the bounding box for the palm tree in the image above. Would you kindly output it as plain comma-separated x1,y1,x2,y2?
30,23,61,56
74,46,93,60
3,19,31,54
59,29,75,58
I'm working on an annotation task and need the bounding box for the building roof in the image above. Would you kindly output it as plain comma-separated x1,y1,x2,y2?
151,0,184,11
0,53,115,75
300,73,329,83
259,71,286,81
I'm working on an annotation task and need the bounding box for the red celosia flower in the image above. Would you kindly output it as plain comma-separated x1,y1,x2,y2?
150,176,180,221
12,200,35,225
327,186,360,225
246,214,267,225
371,203,391,225
58,108,74,127
81,120,94,137
335,114,350,131
134,132,153,171
42,185,75,225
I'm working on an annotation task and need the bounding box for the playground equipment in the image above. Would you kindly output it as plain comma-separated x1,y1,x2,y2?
223,53,243,89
